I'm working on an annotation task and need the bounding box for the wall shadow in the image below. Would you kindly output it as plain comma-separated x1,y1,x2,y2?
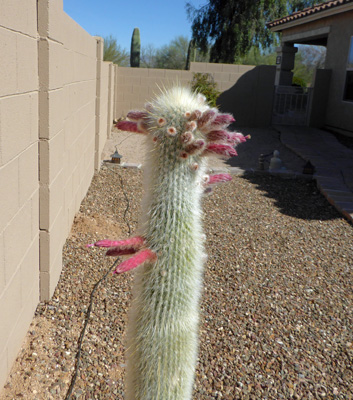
241,172,342,221
217,65,276,128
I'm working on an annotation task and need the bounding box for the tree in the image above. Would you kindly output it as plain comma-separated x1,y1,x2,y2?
103,35,129,66
140,44,158,68
154,35,190,70
186,0,318,64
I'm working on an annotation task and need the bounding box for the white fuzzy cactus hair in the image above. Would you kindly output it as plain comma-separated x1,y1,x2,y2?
88,86,247,399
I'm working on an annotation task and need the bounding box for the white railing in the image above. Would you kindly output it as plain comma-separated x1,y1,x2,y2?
272,85,313,126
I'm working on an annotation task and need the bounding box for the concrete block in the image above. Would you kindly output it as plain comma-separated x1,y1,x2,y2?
0,28,17,97
0,233,4,293
39,170,64,231
48,39,65,90
47,88,65,139
213,72,231,83
0,268,22,351
219,81,235,92
0,348,8,394
204,63,223,73
39,131,65,185
0,158,19,230
18,143,38,207
20,239,39,306
47,0,65,44
7,283,37,368
238,65,256,74
16,34,38,93
31,190,39,241
0,93,35,164
229,73,242,83
129,68,149,77
148,69,166,78
180,71,192,80
118,84,134,94
0,0,37,37
190,62,207,72
165,70,182,80
39,207,65,274
4,201,32,284
39,271,50,301
222,64,240,73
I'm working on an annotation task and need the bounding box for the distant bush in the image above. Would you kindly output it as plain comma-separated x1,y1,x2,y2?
292,75,307,88
190,73,221,107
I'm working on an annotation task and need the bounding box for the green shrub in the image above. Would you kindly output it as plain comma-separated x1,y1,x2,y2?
292,75,307,88
190,73,221,107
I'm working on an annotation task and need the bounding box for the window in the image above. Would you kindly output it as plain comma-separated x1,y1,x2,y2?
343,36,353,101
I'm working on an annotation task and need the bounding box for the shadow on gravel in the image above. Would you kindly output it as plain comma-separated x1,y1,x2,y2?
241,172,342,221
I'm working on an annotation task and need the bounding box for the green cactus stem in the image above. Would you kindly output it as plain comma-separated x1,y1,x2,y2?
130,27,140,67
90,86,246,399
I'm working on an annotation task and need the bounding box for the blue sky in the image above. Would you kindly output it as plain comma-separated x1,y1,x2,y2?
63,0,206,51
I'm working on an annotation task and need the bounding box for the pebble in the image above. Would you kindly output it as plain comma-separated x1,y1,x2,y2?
0,167,352,399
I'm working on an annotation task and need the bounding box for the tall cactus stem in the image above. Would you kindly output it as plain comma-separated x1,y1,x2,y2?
91,86,247,399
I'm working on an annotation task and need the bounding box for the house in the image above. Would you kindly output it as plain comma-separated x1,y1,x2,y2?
268,0,353,135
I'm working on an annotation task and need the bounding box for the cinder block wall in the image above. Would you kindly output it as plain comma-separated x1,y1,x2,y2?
0,0,115,390
38,0,99,300
115,67,192,116
114,62,275,127
0,0,40,388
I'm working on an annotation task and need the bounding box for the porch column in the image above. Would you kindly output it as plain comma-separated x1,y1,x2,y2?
275,43,298,86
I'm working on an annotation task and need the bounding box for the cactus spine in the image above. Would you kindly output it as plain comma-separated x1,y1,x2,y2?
130,28,140,67
90,86,246,399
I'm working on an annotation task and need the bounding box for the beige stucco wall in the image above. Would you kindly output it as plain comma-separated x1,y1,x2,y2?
0,0,115,390
0,0,40,389
115,62,275,127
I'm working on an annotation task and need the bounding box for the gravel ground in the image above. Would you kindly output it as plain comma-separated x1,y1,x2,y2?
1,162,352,400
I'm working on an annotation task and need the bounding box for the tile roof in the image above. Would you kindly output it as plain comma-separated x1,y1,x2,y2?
268,0,353,28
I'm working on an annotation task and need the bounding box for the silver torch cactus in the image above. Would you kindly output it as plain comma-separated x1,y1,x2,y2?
89,86,246,399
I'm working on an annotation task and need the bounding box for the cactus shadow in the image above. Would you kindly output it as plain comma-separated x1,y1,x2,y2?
240,172,341,221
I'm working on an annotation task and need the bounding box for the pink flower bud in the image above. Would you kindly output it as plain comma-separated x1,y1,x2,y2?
203,143,238,158
185,139,205,155
185,121,197,132
197,110,217,129
190,110,202,120
127,111,148,121
209,114,235,129
113,249,157,274
116,120,146,134
180,131,194,144
206,130,229,142
228,132,246,144
208,173,232,184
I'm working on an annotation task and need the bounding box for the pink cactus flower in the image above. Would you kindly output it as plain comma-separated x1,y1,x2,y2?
211,114,235,128
203,143,238,158
116,120,146,134
113,249,157,274
185,139,205,155
127,111,148,121
208,173,232,184
197,109,217,129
